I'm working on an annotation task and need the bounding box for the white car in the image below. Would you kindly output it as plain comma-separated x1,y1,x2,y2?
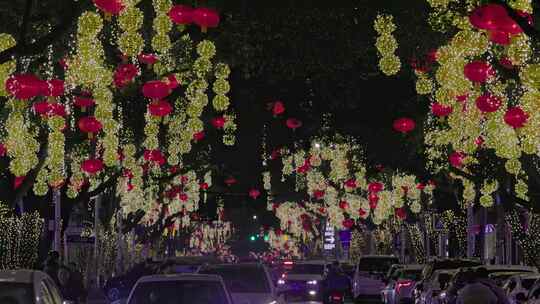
381,264,423,304
417,269,456,304
352,255,399,301
126,273,233,304
504,273,540,304
277,260,328,303
199,263,284,304
0,270,71,304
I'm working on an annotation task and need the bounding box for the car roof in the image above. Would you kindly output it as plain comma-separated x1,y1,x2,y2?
294,260,328,265
471,265,537,272
0,270,44,284
137,273,224,283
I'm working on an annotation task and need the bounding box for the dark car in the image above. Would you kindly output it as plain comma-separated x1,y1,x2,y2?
104,260,161,303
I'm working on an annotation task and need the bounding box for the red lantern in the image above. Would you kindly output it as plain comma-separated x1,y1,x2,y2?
211,116,226,129
179,193,189,202
138,53,158,66
114,64,139,88
318,207,327,214
78,116,103,138
504,107,529,128
449,151,466,168
368,182,384,193
93,0,124,16
456,94,469,103
339,201,349,210
272,101,285,116
396,208,407,220
5,74,45,100
344,178,357,189
192,7,220,32
49,103,66,117
33,101,50,116
342,219,355,229
469,4,508,30
142,80,170,100
168,5,193,25
431,102,453,117
13,175,25,189
148,100,173,117
499,57,514,69
200,182,209,190
81,159,104,174
358,208,367,217
143,149,166,166
464,61,495,83
475,93,502,113
74,96,95,111
416,183,425,190
498,17,522,35
286,118,302,130
393,117,415,134
313,190,325,199
271,149,281,160
0,143,6,157
368,193,379,208
193,131,205,142
44,79,64,98
166,74,179,90
225,177,237,186
249,188,261,200
489,30,511,45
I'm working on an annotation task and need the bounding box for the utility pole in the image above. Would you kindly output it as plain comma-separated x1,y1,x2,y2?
53,189,61,253
94,195,101,287
467,205,475,258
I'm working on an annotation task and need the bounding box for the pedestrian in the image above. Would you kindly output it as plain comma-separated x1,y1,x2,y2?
43,251,60,285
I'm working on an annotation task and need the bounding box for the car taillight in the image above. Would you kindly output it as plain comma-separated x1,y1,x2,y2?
396,280,414,294
331,291,343,301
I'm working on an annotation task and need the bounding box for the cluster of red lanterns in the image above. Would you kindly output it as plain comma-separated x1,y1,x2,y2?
6,74,64,100
168,5,220,32
367,182,383,209
81,159,104,175
393,117,415,134
144,149,166,166
33,101,66,118
469,4,524,45
78,116,103,139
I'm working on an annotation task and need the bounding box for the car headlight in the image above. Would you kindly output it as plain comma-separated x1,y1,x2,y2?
277,279,286,285
267,301,278,304
307,280,318,285
308,290,317,296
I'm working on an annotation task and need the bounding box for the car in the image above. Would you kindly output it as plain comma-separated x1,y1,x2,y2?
277,260,329,303
352,255,399,301
198,263,284,304
413,259,481,304
126,273,233,304
417,269,456,304
381,264,423,304
104,259,161,303
0,269,71,304
525,278,540,304
504,273,540,304
158,256,222,274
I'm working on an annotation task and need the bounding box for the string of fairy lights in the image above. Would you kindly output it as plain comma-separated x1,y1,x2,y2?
0,212,43,270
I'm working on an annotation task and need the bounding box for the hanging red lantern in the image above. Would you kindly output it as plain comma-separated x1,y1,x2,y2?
13,175,25,189
44,79,64,98
138,53,158,68
318,207,327,214
225,177,237,186
114,64,139,88
344,178,357,189
48,103,66,117
78,116,103,138
416,183,426,190
342,219,355,229
193,131,205,142
93,0,125,16
449,151,466,168
211,116,226,129
81,159,104,174
199,182,209,190
497,17,523,35
249,188,261,200
286,118,302,130
5,74,45,100
339,201,349,210
33,101,50,116
396,208,407,220
469,4,508,30
489,30,511,45
499,57,514,69
313,190,325,199
475,93,502,113
456,94,469,103
0,143,6,157
143,149,166,166
504,107,529,128
192,7,220,33
368,193,379,207
142,80,170,100
358,208,367,217
168,5,193,25
368,182,384,193
464,61,495,83
271,149,281,160
431,102,453,117
74,96,95,112
179,193,189,202
393,117,415,134
166,74,179,90
148,100,173,117
271,101,285,116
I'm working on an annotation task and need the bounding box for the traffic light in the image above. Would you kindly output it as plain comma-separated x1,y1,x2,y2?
263,235,269,241
249,235,257,242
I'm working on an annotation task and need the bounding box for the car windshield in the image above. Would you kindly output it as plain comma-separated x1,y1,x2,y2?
128,280,228,304
288,264,325,275
399,269,422,281
199,266,270,293
523,279,537,290
358,257,399,273
0,282,34,303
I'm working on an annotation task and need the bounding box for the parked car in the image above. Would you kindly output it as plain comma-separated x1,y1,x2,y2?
525,278,540,304
504,273,540,304
352,255,399,301
417,269,456,304
199,263,284,304
126,273,233,304
381,264,423,304
0,270,70,304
